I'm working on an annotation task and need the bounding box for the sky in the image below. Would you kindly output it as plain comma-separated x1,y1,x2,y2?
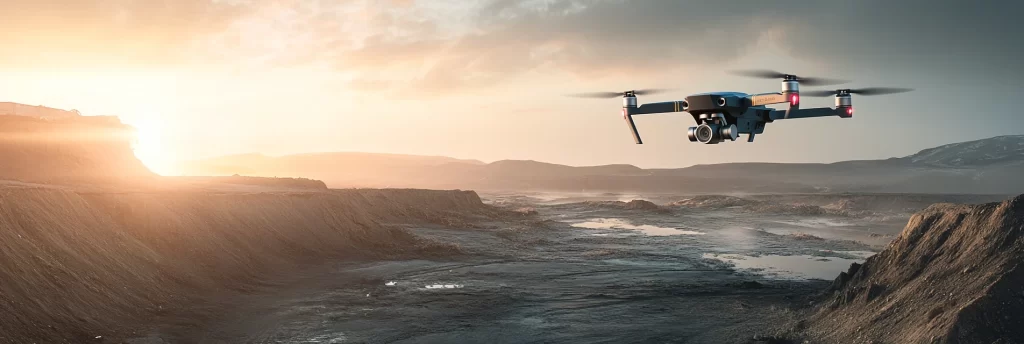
1,0,1022,174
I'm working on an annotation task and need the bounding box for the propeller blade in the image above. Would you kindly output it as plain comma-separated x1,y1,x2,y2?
803,87,915,97
803,90,841,97
566,88,673,98
849,87,914,96
728,69,787,79
729,69,849,86
796,77,850,86
632,88,672,96
566,91,625,99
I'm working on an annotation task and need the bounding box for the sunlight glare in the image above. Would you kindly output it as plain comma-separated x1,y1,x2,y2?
124,113,170,176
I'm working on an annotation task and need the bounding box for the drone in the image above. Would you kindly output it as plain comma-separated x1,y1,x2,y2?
568,69,913,144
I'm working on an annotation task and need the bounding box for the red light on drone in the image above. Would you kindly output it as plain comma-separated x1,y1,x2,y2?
790,94,799,106
847,107,854,116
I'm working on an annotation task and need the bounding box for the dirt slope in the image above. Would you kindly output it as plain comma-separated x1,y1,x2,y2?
802,195,1024,343
339,188,503,227
0,186,497,343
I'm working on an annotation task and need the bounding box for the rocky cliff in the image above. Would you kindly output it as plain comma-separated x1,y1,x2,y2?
803,195,1024,343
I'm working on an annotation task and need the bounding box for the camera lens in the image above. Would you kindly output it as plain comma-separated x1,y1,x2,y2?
696,124,714,143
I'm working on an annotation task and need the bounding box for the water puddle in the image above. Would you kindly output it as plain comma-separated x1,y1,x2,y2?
300,334,347,344
820,250,877,259
772,218,855,228
571,218,704,236
601,258,680,268
424,284,464,289
517,192,651,204
703,253,867,280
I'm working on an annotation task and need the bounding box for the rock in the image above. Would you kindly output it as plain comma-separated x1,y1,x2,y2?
623,199,660,210
804,195,1024,343
864,283,885,302
514,207,538,216
739,281,765,289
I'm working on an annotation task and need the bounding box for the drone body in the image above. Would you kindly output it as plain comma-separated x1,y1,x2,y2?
573,70,911,145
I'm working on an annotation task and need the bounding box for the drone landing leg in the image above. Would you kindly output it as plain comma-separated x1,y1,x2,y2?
622,109,643,144
747,133,756,142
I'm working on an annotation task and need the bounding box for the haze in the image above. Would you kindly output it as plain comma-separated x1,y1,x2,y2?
2,0,1022,175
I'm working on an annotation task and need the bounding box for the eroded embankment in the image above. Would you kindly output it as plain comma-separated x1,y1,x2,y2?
0,186,492,343
340,188,502,227
801,195,1024,343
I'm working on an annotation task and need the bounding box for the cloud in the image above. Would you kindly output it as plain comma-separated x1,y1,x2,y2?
773,0,1024,81
3,0,1019,90
333,1,779,93
0,0,253,68
330,0,1024,93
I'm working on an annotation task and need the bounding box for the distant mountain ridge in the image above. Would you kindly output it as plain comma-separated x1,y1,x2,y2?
900,135,1024,167
181,135,1024,195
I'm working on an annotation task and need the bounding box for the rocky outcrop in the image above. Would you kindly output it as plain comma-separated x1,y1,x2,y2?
582,199,670,213
670,195,753,208
803,195,1024,343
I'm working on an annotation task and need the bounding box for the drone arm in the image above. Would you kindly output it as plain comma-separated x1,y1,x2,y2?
770,107,841,120
750,93,789,106
631,101,687,115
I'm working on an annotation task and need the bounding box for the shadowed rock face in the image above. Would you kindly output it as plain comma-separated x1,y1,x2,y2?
804,195,1024,343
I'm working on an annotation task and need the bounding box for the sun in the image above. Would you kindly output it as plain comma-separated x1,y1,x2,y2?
124,114,172,175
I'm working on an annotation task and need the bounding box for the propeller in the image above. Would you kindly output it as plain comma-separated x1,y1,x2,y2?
566,88,672,98
803,87,915,97
728,69,849,86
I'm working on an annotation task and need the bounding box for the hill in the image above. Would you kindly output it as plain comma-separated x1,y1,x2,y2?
0,183,500,343
0,102,511,342
181,135,1024,195
901,135,1024,167
179,152,484,185
799,194,1024,343
0,114,154,183
667,136,1024,194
